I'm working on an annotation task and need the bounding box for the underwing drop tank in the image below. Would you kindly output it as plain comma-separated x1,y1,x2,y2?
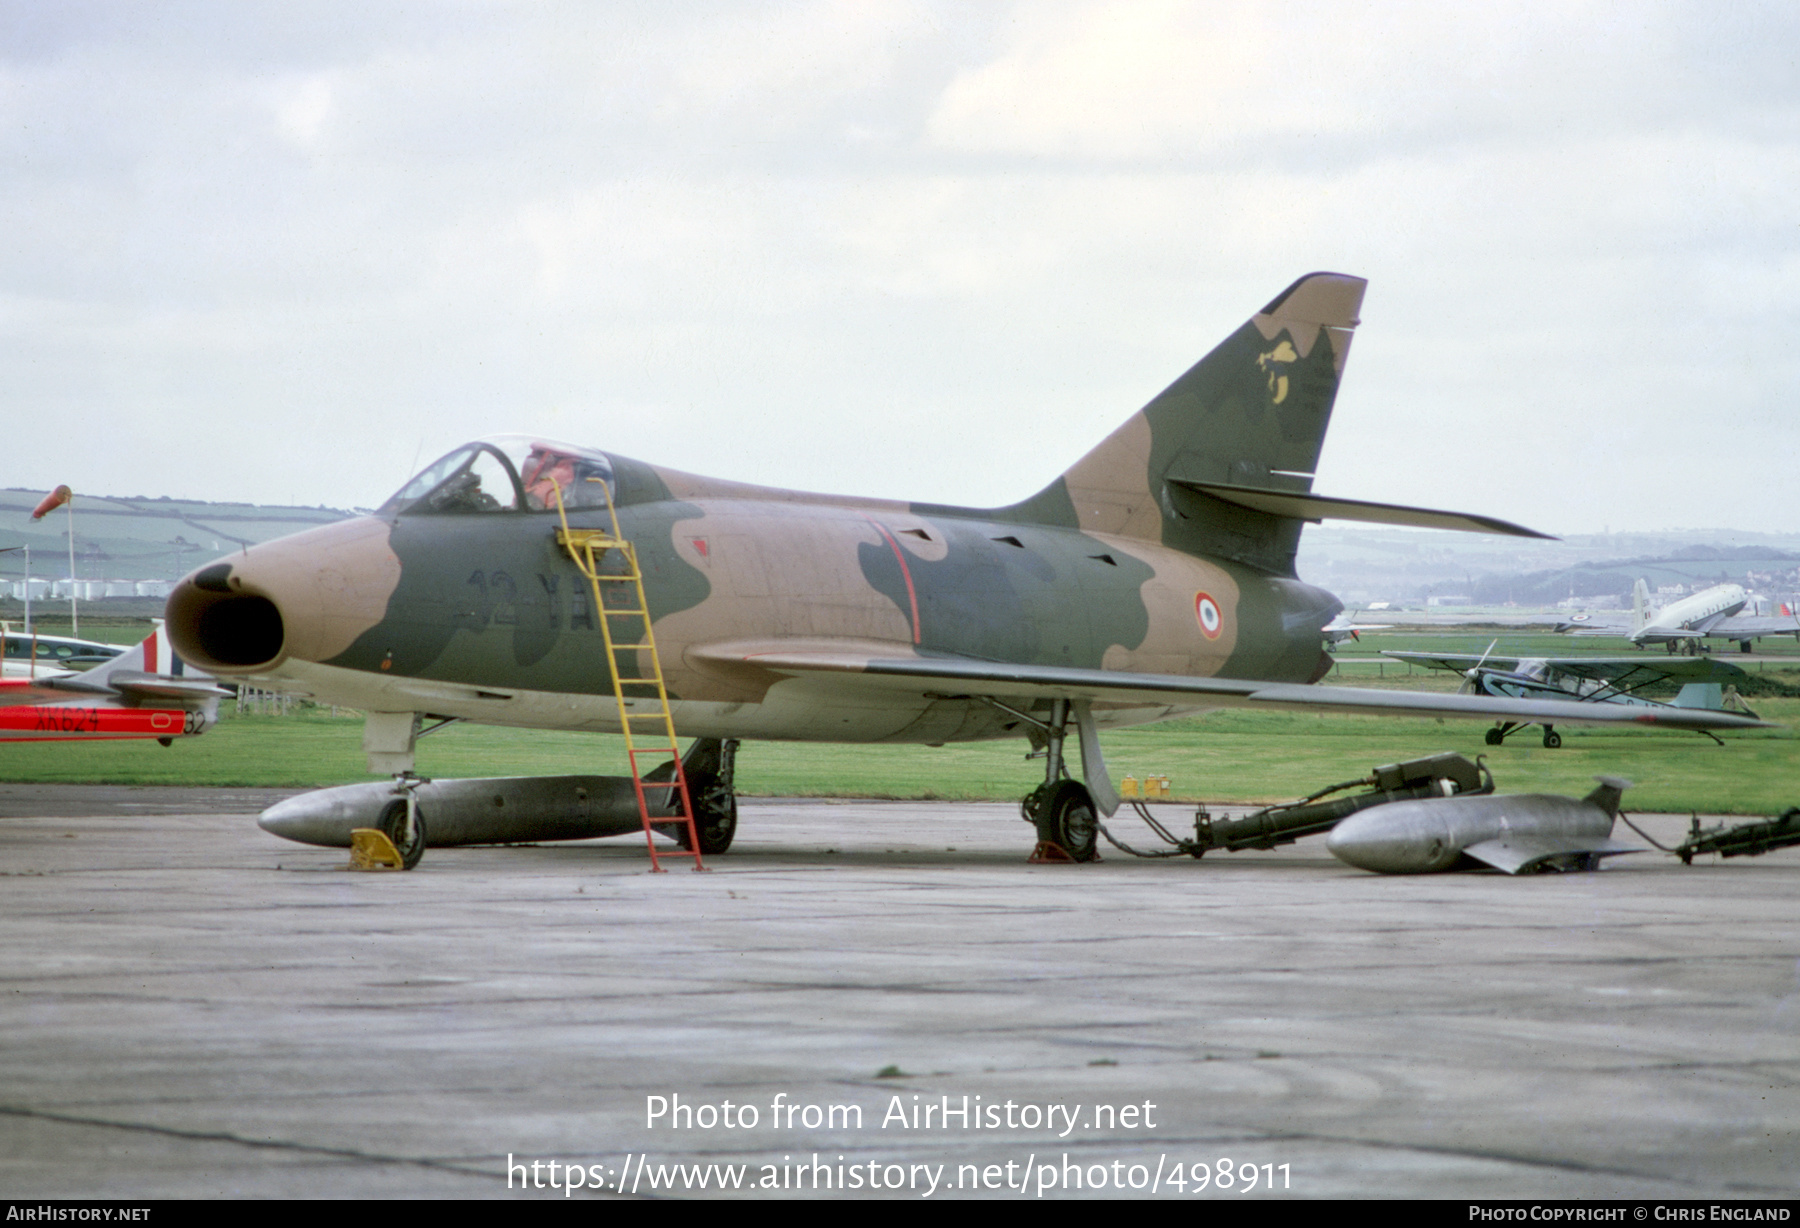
259,738,739,853
259,774,663,847
1326,777,1638,875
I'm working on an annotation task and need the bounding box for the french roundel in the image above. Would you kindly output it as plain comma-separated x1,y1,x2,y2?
1194,592,1223,639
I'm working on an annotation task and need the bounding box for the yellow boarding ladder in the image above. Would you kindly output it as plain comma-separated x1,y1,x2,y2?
553,481,704,871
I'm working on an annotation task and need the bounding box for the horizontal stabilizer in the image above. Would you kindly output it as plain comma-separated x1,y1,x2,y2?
100,672,233,702
44,670,229,697
1171,480,1554,539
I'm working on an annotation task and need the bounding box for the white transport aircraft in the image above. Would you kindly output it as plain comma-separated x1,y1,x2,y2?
1560,580,1800,653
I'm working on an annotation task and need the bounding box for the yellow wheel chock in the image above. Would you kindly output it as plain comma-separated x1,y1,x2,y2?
349,828,406,871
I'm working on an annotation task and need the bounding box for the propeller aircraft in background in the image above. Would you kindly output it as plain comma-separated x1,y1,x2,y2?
1384,643,1760,748
1560,579,1800,653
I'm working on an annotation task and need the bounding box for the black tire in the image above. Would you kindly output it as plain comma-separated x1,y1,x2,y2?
677,793,737,855
1542,730,1562,750
377,797,427,870
1039,780,1099,862
1484,727,1504,746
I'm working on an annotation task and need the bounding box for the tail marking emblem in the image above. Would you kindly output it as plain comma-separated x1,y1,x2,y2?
1258,340,1298,404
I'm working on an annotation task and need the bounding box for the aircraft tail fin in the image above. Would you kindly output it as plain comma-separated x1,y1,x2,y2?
1672,681,1725,711
1583,776,1632,822
1004,273,1366,572
1632,579,1651,633
51,622,224,702
71,625,174,690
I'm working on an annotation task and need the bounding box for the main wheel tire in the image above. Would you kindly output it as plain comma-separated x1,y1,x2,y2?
1542,730,1562,749
1484,727,1504,746
377,797,427,870
677,793,737,855
1040,780,1099,862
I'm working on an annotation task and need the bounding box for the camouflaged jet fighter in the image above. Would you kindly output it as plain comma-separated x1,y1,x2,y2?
165,273,1772,865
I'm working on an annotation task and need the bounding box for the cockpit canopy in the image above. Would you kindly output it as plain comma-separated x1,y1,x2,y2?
379,436,615,516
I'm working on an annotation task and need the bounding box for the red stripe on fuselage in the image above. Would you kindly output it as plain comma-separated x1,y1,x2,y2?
863,518,922,645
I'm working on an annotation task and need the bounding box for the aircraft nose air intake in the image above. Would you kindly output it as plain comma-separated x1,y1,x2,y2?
165,517,402,675
166,565,287,671
196,593,284,667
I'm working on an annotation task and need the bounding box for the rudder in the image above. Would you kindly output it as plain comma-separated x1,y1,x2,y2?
1006,273,1366,575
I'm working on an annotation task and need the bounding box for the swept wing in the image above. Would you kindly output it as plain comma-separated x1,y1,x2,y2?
688,642,1772,735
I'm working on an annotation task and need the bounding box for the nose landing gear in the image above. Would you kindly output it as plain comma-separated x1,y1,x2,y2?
377,772,428,870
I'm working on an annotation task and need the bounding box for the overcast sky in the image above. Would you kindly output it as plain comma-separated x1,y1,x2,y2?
3,1,1796,536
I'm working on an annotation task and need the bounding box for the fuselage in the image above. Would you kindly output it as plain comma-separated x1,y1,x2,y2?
166,446,1341,745
1472,663,1653,707
1633,583,1747,644
1,631,124,679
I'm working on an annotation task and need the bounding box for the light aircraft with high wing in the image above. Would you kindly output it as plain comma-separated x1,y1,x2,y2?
162,273,1773,865
1382,647,1759,748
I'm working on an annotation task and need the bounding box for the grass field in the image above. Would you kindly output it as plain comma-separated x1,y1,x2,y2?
7,633,1796,815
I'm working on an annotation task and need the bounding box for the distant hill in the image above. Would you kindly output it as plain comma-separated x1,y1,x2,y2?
1298,526,1800,607
1,489,356,588
1469,546,1800,605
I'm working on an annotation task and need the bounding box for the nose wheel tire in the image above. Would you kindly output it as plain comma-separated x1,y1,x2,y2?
377,797,427,870
1542,729,1562,749
1037,780,1099,862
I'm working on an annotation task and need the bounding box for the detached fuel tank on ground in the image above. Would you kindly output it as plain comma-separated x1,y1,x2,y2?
260,737,737,850
259,774,661,847
1326,778,1639,875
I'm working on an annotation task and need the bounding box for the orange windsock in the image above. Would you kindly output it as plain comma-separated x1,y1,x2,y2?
30,485,72,520
30,486,72,518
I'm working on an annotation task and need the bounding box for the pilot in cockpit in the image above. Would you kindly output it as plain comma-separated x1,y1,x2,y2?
382,437,615,517
521,445,613,511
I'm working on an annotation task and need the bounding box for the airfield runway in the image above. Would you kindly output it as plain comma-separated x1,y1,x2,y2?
0,784,1796,1201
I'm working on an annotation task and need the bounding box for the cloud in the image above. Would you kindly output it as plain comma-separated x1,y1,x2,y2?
926,1,1800,164
0,1,1796,536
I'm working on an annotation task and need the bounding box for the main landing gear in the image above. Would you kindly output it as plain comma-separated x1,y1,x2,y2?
1014,698,1111,862
678,738,740,855
1484,722,1561,749
1031,779,1100,862
640,737,741,855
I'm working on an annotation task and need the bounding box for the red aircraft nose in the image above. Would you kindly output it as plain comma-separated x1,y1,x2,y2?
165,518,400,674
